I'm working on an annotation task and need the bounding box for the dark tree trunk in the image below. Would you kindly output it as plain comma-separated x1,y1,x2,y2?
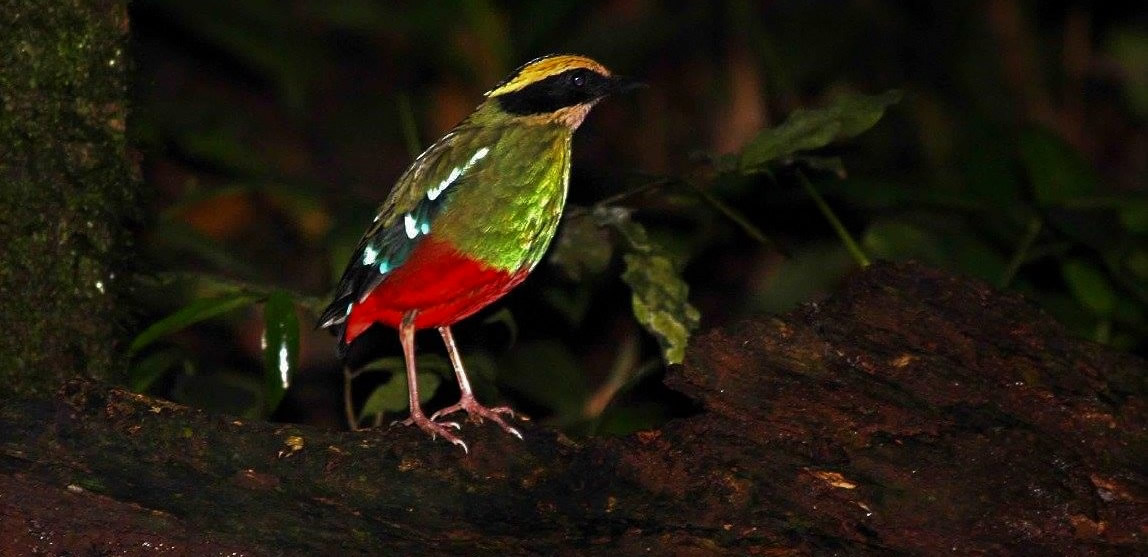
2,262,1145,556
0,0,134,395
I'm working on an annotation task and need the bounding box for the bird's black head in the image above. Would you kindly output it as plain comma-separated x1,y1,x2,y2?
486,54,640,118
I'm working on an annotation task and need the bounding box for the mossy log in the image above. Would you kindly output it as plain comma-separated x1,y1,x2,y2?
2,262,1145,555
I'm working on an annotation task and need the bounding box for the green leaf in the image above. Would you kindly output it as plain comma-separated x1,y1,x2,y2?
1119,200,1148,234
595,400,675,435
862,220,946,265
751,243,855,314
151,0,321,110
794,155,847,178
128,348,183,393
738,89,902,172
1106,28,1148,118
834,90,905,137
621,253,700,365
1062,259,1117,316
150,221,261,279
540,285,593,327
550,207,615,281
820,178,985,211
128,293,261,355
481,307,519,347
1125,249,1148,279
962,120,1024,207
359,372,440,420
594,208,700,365
261,291,299,414
358,354,452,376
550,205,701,365
1018,127,1100,206
171,370,262,419
498,340,588,423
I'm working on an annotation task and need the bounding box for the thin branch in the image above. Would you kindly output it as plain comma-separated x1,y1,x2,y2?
343,365,359,431
397,93,422,159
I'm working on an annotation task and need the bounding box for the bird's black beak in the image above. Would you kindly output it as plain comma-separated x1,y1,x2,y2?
608,75,646,94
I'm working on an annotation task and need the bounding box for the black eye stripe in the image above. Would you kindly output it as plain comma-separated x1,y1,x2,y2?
495,69,611,116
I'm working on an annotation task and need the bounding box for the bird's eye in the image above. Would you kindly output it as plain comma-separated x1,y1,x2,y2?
572,74,585,87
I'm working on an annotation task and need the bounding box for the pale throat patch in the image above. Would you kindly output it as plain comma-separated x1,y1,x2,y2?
534,102,596,129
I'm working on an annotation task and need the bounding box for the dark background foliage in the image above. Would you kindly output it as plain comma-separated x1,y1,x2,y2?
125,1,1148,432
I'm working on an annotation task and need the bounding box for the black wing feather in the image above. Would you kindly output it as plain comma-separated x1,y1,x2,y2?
316,191,448,337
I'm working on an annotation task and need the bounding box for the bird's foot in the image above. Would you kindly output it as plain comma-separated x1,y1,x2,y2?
431,396,523,440
394,412,468,453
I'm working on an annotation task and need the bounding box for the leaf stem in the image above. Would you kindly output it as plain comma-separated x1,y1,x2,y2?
999,215,1042,288
797,171,870,267
594,176,776,250
594,179,669,208
686,181,773,247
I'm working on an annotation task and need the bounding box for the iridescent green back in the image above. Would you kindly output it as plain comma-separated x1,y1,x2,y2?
315,118,572,332
432,123,570,271
363,118,571,273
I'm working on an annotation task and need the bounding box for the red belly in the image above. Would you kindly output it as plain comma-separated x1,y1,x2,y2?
343,237,529,344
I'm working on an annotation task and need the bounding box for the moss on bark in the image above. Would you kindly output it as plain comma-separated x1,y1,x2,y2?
0,0,134,394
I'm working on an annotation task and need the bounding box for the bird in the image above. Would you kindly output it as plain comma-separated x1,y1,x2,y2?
318,54,637,451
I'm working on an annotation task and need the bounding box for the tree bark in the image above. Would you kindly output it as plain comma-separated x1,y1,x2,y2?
0,0,134,395
2,262,1144,556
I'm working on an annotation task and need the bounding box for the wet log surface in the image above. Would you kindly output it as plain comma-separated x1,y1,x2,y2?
2,262,1146,556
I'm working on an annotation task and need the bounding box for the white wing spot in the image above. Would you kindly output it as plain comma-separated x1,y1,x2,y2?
425,147,491,201
362,245,379,265
428,168,460,201
404,213,419,239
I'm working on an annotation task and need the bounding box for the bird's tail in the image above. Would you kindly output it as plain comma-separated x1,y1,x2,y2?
316,297,352,359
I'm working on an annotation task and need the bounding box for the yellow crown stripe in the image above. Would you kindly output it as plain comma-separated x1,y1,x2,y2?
485,55,611,97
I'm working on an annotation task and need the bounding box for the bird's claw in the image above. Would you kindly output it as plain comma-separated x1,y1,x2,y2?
431,397,523,440
394,413,468,452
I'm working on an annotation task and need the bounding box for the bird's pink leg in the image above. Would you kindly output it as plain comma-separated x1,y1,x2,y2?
430,326,523,440
394,311,468,452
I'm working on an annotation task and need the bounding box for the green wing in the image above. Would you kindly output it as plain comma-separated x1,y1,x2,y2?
317,124,496,330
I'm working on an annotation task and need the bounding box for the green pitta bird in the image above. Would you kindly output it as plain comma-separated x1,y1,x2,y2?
318,55,636,451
